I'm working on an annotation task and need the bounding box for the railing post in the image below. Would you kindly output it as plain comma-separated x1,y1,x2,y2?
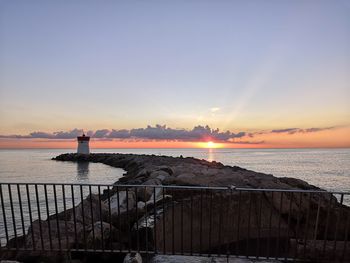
8,184,18,250
34,184,44,250
44,184,53,250
71,184,78,251
313,193,322,257
0,184,9,248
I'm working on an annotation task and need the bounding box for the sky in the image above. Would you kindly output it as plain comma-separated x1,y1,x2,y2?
0,0,349,148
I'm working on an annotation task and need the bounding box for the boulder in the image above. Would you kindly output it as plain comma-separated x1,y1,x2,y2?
104,190,138,230
156,165,174,175
58,194,109,226
176,173,196,180
163,176,201,186
123,252,142,263
80,194,109,224
289,239,350,262
152,191,291,255
137,201,146,211
25,219,84,250
148,170,170,180
107,190,136,215
264,191,350,240
134,168,150,180
137,178,163,202
86,221,120,249
131,191,291,256
132,207,165,251
145,188,172,208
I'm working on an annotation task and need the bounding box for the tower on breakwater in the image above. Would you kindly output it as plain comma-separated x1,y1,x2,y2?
77,134,90,154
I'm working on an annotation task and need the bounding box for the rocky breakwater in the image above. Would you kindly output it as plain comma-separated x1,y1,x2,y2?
3,153,350,262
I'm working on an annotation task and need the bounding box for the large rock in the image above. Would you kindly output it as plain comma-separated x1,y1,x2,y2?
148,170,171,181
104,190,139,231
25,219,84,250
137,178,163,202
264,190,350,240
131,191,290,256
53,194,109,226
289,239,350,262
107,190,136,215
123,252,142,263
86,221,120,249
152,191,291,255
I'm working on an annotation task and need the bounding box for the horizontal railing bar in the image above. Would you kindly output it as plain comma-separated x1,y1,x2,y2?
0,182,230,190
234,187,350,194
0,182,349,194
0,182,115,187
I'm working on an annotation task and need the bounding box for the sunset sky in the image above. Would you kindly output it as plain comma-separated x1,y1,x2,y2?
0,1,349,148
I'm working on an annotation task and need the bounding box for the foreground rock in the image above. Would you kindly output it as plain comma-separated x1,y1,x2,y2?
1,153,349,263
123,253,142,263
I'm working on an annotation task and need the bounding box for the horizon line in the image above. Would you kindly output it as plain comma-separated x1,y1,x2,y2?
1,146,349,150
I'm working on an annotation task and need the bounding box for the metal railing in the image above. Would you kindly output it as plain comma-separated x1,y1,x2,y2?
0,182,349,262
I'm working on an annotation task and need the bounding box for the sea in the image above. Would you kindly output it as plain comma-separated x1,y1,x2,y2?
0,148,349,243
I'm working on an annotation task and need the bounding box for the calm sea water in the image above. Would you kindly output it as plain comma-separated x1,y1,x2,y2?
0,148,349,243
0,148,349,191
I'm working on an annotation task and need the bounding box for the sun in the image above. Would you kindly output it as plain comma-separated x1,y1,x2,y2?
196,140,224,148
207,141,215,148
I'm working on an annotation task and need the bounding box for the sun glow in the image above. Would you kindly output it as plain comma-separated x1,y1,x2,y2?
197,141,223,149
207,141,215,148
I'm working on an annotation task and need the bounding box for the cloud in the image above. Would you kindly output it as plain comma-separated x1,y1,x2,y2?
31,128,84,139
271,128,299,134
231,140,265,145
0,125,246,143
303,127,334,133
210,107,220,113
271,127,335,135
0,128,86,139
93,129,110,138
108,125,246,142
108,129,131,138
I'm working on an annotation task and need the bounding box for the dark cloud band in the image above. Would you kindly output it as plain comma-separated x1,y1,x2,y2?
98,125,246,142
0,125,339,143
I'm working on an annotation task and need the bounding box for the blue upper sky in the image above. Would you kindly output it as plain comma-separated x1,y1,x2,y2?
0,0,349,135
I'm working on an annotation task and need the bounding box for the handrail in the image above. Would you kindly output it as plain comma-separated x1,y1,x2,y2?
0,182,349,194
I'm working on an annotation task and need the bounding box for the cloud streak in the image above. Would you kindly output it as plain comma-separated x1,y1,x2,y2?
270,127,335,135
0,129,89,139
